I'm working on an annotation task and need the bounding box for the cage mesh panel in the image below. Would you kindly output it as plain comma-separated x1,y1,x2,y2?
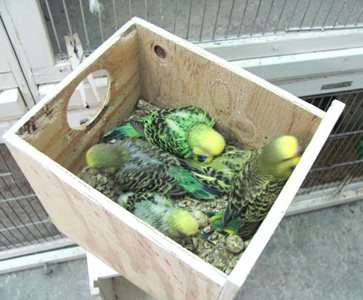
39,0,363,57
300,89,363,193
0,144,62,251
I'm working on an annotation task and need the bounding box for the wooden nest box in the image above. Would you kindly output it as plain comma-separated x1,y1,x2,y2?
4,18,344,300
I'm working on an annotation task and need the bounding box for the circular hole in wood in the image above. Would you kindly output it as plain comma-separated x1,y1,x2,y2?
154,45,166,58
67,69,109,130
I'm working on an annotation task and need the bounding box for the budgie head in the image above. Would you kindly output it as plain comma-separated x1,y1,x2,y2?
259,135,301,179
188,124,226,163
86,143,129,173
167,209,199,239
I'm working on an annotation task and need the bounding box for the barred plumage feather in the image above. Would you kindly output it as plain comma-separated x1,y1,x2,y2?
117,192,199,239
101,106,221,160
140,106,215,158
222,136,300,239
87,138,219,200
182,145,253,193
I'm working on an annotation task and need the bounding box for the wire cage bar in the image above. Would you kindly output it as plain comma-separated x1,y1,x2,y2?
300,89,363,194
39,0,363,58
0,144,63,252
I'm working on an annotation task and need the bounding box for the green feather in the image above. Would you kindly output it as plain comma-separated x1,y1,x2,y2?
101,106,224,160
167,166,221,200
117,192,199,239
86,138,219,200
182,145,253,194
208,211,243,235
102,122,142,141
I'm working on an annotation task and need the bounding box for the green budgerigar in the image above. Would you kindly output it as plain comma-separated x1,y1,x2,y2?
182,145,254,194
220,135,302,239
117,192,199,239
86,138,219,200
101,106,226,163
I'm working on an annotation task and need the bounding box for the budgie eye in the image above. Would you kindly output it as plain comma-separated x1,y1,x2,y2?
197,155,208,161
290,165,296,172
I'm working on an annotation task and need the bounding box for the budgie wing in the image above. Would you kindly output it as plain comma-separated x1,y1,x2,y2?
143,106,216,158
223,178,285,227
117,166,186,196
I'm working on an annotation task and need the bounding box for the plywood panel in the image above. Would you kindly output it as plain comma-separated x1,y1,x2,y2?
16,27,141,174
136,25,322,149
6,136,226,300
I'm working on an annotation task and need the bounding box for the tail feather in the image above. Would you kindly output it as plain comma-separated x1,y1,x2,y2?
102,122,142,141
208,211,243,235
237,221,262,239
168,166,220,200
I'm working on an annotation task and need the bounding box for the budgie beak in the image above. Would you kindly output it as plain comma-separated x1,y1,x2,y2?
203,156,213,163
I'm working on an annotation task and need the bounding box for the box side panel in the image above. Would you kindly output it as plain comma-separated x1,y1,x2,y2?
217,100,345,299
16,28,141,174
136,25,321,149
5,139,225,300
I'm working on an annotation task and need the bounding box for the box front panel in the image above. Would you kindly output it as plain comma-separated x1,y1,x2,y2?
16,28,141,174
6,140,225,300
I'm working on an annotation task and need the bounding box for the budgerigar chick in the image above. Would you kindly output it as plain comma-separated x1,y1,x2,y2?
86,138,220,200
117,192,199,239
221,135,302,239
101,106,226,163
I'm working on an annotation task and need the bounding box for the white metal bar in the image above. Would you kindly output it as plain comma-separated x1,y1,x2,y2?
112,0,118,31
344,0,358,27
199,0,207,40
0,246,86,275
0,20,35,107
263,0,275,34
333,0,346,27
98,11,104,43
286,0,300,30
311,0,324,28
0,0,54,69
355,7,363,25
186,0,193,40
275,0,288,33
250,0,262,35
322,0,337,28
79,0,91,51
44,0,62,53
231,47,363,83
299,0,313,28
288,181,363,216
199,28,363,61
212,0,222,40
0,0,46,105
128,0,132,18
237,0,249,37
173,0,178,34
0,238,75,261
0,88,26,121
276,71,363,97
225,0,236,38
62,0,73,37
64,33,89,108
